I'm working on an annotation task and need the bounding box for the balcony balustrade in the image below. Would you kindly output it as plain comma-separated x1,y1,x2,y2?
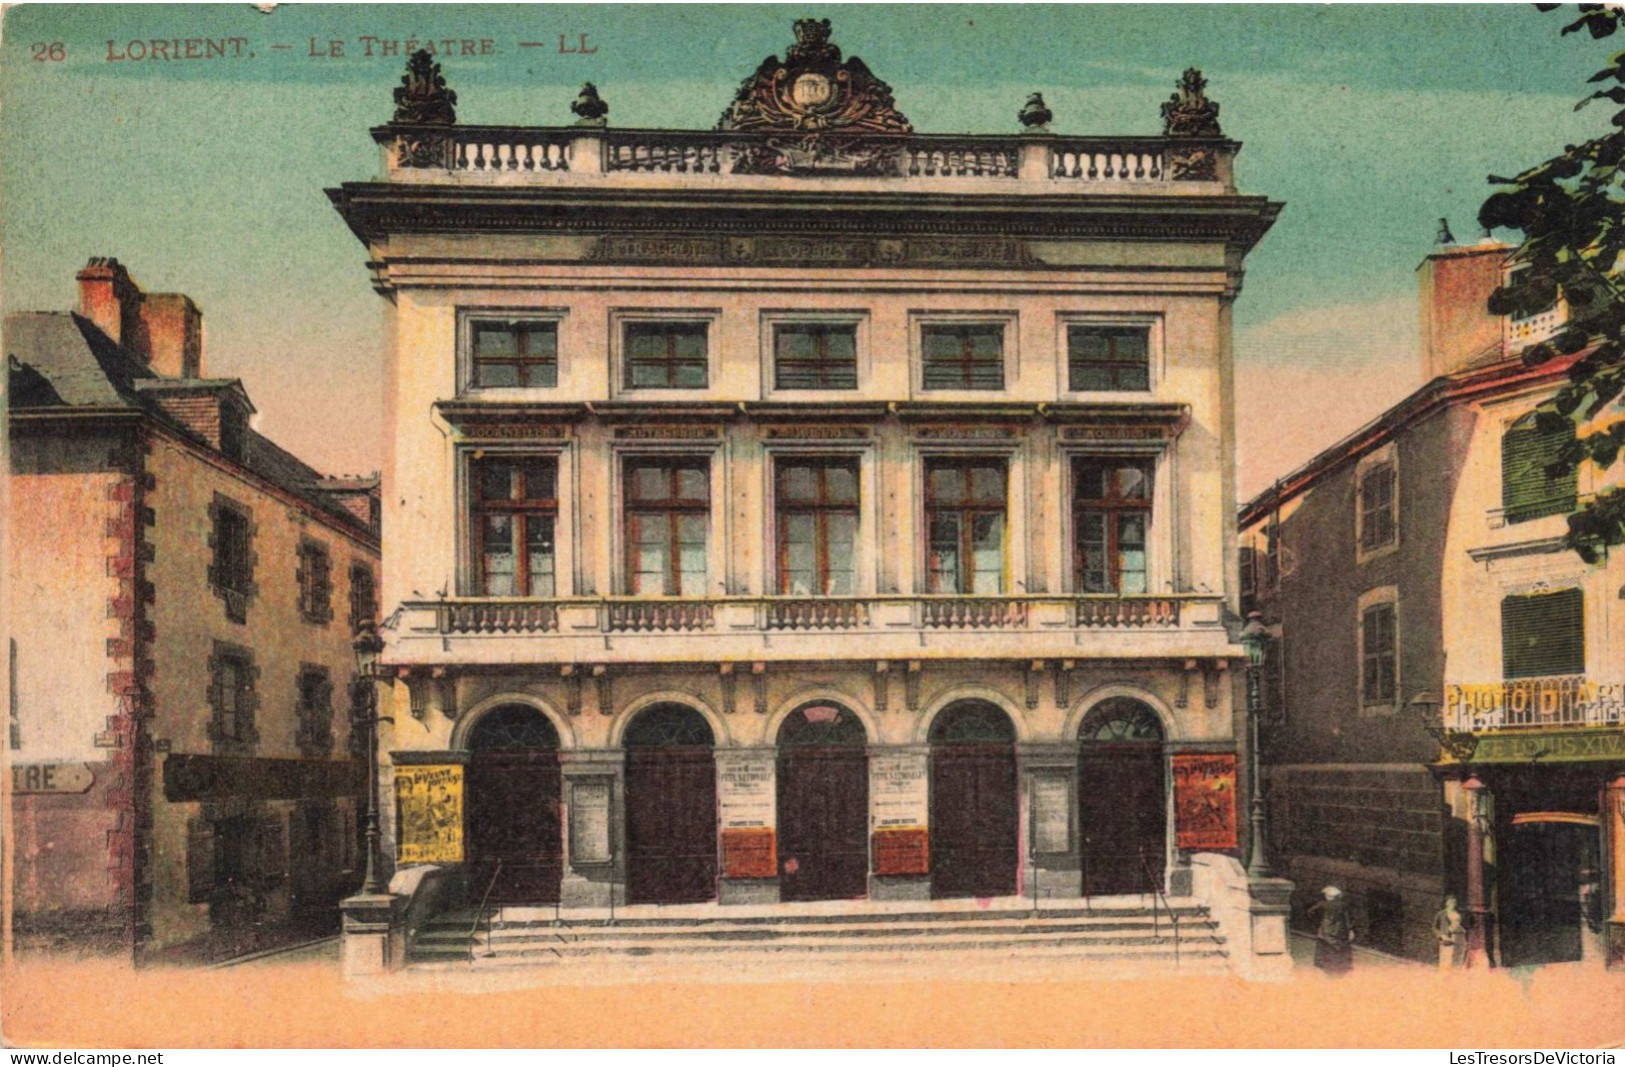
1444,675,1625,732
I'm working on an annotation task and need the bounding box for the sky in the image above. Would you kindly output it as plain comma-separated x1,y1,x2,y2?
0,3,1612,498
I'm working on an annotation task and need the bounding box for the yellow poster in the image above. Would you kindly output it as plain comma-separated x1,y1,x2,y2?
394,764,463,865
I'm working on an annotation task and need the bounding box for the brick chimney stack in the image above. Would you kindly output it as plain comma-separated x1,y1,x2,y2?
1417,223,1510,379
74,257,204,379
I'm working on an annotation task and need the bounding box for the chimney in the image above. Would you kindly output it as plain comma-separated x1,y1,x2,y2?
138,292,204,379
1417,221,1509,379
76,258,142,348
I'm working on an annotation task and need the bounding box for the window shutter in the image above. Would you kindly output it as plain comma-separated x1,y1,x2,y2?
1501,588,1585,678
1502,418,1577,523
187,818,216,903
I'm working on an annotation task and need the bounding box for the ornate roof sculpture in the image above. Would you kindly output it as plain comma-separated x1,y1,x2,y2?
1160,67,1221,138
393,49,458,126
572,82,609,125
717,18,913,175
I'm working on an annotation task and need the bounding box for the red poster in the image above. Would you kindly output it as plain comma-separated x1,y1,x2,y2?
721,827,776,879
872,827,929,876
1173,753,1239,851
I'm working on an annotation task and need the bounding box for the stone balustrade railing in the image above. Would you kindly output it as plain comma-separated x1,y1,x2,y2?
1444,675,1625,732
410,594,1211,638
373,126,1236,189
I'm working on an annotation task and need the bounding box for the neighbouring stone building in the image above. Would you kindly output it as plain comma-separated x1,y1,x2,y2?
7,258,380,961
328,24,1279,931
1240,229,1625,968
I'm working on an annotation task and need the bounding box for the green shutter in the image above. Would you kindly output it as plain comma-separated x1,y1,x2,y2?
1501,588,1585,679
1502,417,1577,523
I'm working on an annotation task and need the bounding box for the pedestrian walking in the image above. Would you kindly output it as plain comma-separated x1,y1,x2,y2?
1307,885,1355,975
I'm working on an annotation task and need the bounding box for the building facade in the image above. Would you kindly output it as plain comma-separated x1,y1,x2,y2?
1240,235,1625,968
7,259,380,961
330,26,1279,915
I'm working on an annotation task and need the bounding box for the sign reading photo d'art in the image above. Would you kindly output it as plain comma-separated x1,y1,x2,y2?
395,764,464,865
1172,753,1238,851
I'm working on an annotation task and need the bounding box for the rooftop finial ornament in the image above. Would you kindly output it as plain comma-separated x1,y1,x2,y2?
572,82,609,126
788,18,839,64
1018,92,1053,132
1161,67,1221,138
393,49,457,126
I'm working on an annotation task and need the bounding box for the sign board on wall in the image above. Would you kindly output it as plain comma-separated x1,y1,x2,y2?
569,779,613,865
395,764,464,865
721,828,777,879
1030,776,1072,855
870,752,928,828
11,762,94,794
1172,753,1238,851
873,827,929,876
717,756,775,830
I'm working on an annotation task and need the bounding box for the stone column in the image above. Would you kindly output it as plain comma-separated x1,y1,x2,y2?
716,747,779,904
869,745,931,900
1463,774,1491,968
1019,743,1081,899
559,750,623,909
1605,771,1625,969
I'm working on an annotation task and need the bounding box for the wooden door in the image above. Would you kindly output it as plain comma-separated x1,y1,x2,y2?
1501,821,1590,966
1078,746,1165,896
778,748,869,901
466,752,563,904
930,743,1018,898
625,748,718,904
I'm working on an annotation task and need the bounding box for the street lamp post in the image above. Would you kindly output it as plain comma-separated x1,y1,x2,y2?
1239,611,1273,878
350,620,388,896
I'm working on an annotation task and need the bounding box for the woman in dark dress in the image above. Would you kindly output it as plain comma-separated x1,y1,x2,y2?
1308,885,1355,975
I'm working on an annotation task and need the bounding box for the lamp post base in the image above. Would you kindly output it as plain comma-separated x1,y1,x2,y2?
340,891,407,978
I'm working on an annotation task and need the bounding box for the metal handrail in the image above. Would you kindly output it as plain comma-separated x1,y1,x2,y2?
467,859,502,964
1139,849,1180,968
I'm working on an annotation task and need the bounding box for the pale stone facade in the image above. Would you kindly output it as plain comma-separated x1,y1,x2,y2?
333,29,1279,913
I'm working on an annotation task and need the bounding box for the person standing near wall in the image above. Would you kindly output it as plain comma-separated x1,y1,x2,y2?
1433,894,1464,971
1308,885,1355,975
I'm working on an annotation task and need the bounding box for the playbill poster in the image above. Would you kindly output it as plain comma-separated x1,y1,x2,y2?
4,3,1625,1051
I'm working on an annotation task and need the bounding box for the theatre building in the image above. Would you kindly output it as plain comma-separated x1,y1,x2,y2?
1240,230,1625,968
329,24,1280,934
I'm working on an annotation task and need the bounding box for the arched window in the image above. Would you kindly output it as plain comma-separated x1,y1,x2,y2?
928,700,1016,744
777,703,866,747
1078,698,1164,744
623,703,715,748
1502,412,1576,524
467,704,559,751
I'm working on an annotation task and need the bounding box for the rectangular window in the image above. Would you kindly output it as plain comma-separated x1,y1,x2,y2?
1502,415,1578,524
208,644,258,752
1359,461,1397,551
348,562,376,632
774,324,858,390
1361,603,1397,707
925,459,1007,594
624,458,709,595
776,458,859,595
625,322,708,389
297,539,333,624
1502,588,1584,679
1074,458,1153,594
470,319,558,389
921,324,1005,390
211,498,253,623
471,456,557,597
1068,325,1150,391
295,665,334,758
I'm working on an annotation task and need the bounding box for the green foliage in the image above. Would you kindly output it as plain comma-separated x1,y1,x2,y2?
1483,5,1625,558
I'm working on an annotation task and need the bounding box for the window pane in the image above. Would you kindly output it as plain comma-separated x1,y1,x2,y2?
628,515,668,595
783,514,816,595
674,362,708,388
971,513,1004,594
780,465,817,502
481,515,516,595
928,465,964,504
629,362,667,388
1070,365,1113,391
521,459,555,500
675,466,709,501
677,515,707,594
826,513,857,595
922,328,962,359
526,519,555,597
777,329,816,360
968,329,1003,358
476,362,520,388
969,465,1005,503
928,514,961,592
825,328,856,359
1118,366,1150,390
474,326,518,360
1078,464,1107,501
825,464,858,504
1069,328,1109,360
1118,465,1150,501
630,465,671,501
520,326,557,360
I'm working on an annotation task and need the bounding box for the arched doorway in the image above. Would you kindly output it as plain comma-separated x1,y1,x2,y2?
624,703,717,905
1077,698,1166,896
777,703,869,902
465,704,562,904
928,700,1018,899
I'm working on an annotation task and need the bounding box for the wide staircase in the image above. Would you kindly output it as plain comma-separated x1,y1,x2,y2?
407,896,1230,975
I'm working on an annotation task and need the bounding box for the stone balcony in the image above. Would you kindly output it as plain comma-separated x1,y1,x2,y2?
384,593,1236,668
370,126,1241,194
1444,675,1625,732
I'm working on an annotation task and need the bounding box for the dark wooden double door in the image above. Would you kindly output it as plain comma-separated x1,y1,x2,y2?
466,752,563,905
1078,745,1165,895
626,747,718,904
1501,820,1595,966
778,747,869,901
930,744,1019,898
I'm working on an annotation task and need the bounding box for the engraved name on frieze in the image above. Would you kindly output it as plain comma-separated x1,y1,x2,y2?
592,235,726,262
907,237,1031,266
1061,426,1168,441
765,426,872,439
457,424,568,440
613,425,721,439
913,426,1022,440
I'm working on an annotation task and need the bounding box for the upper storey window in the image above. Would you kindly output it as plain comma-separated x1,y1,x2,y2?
1358,459,1397,554
925,459,1007,594
1068,325,1150,392
776,458,859,595
774,324,858,390
1074,458,1153,594
472,456,557,596
470,319,558,389
1502,412,1576,524
922,324,1005,390
625,458,710,595
625,322,709,390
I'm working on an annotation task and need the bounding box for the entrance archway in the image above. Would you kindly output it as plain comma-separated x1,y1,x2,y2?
624,703,717,904
1077,698,1166,896
465,704,562,904
928,700,1018,899
776,703,869,901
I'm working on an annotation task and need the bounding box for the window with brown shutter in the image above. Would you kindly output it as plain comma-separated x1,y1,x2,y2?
1502,414,1577,524
1501,588,1585,679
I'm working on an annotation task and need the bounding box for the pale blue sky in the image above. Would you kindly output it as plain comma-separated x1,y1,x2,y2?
1,5,1609,493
